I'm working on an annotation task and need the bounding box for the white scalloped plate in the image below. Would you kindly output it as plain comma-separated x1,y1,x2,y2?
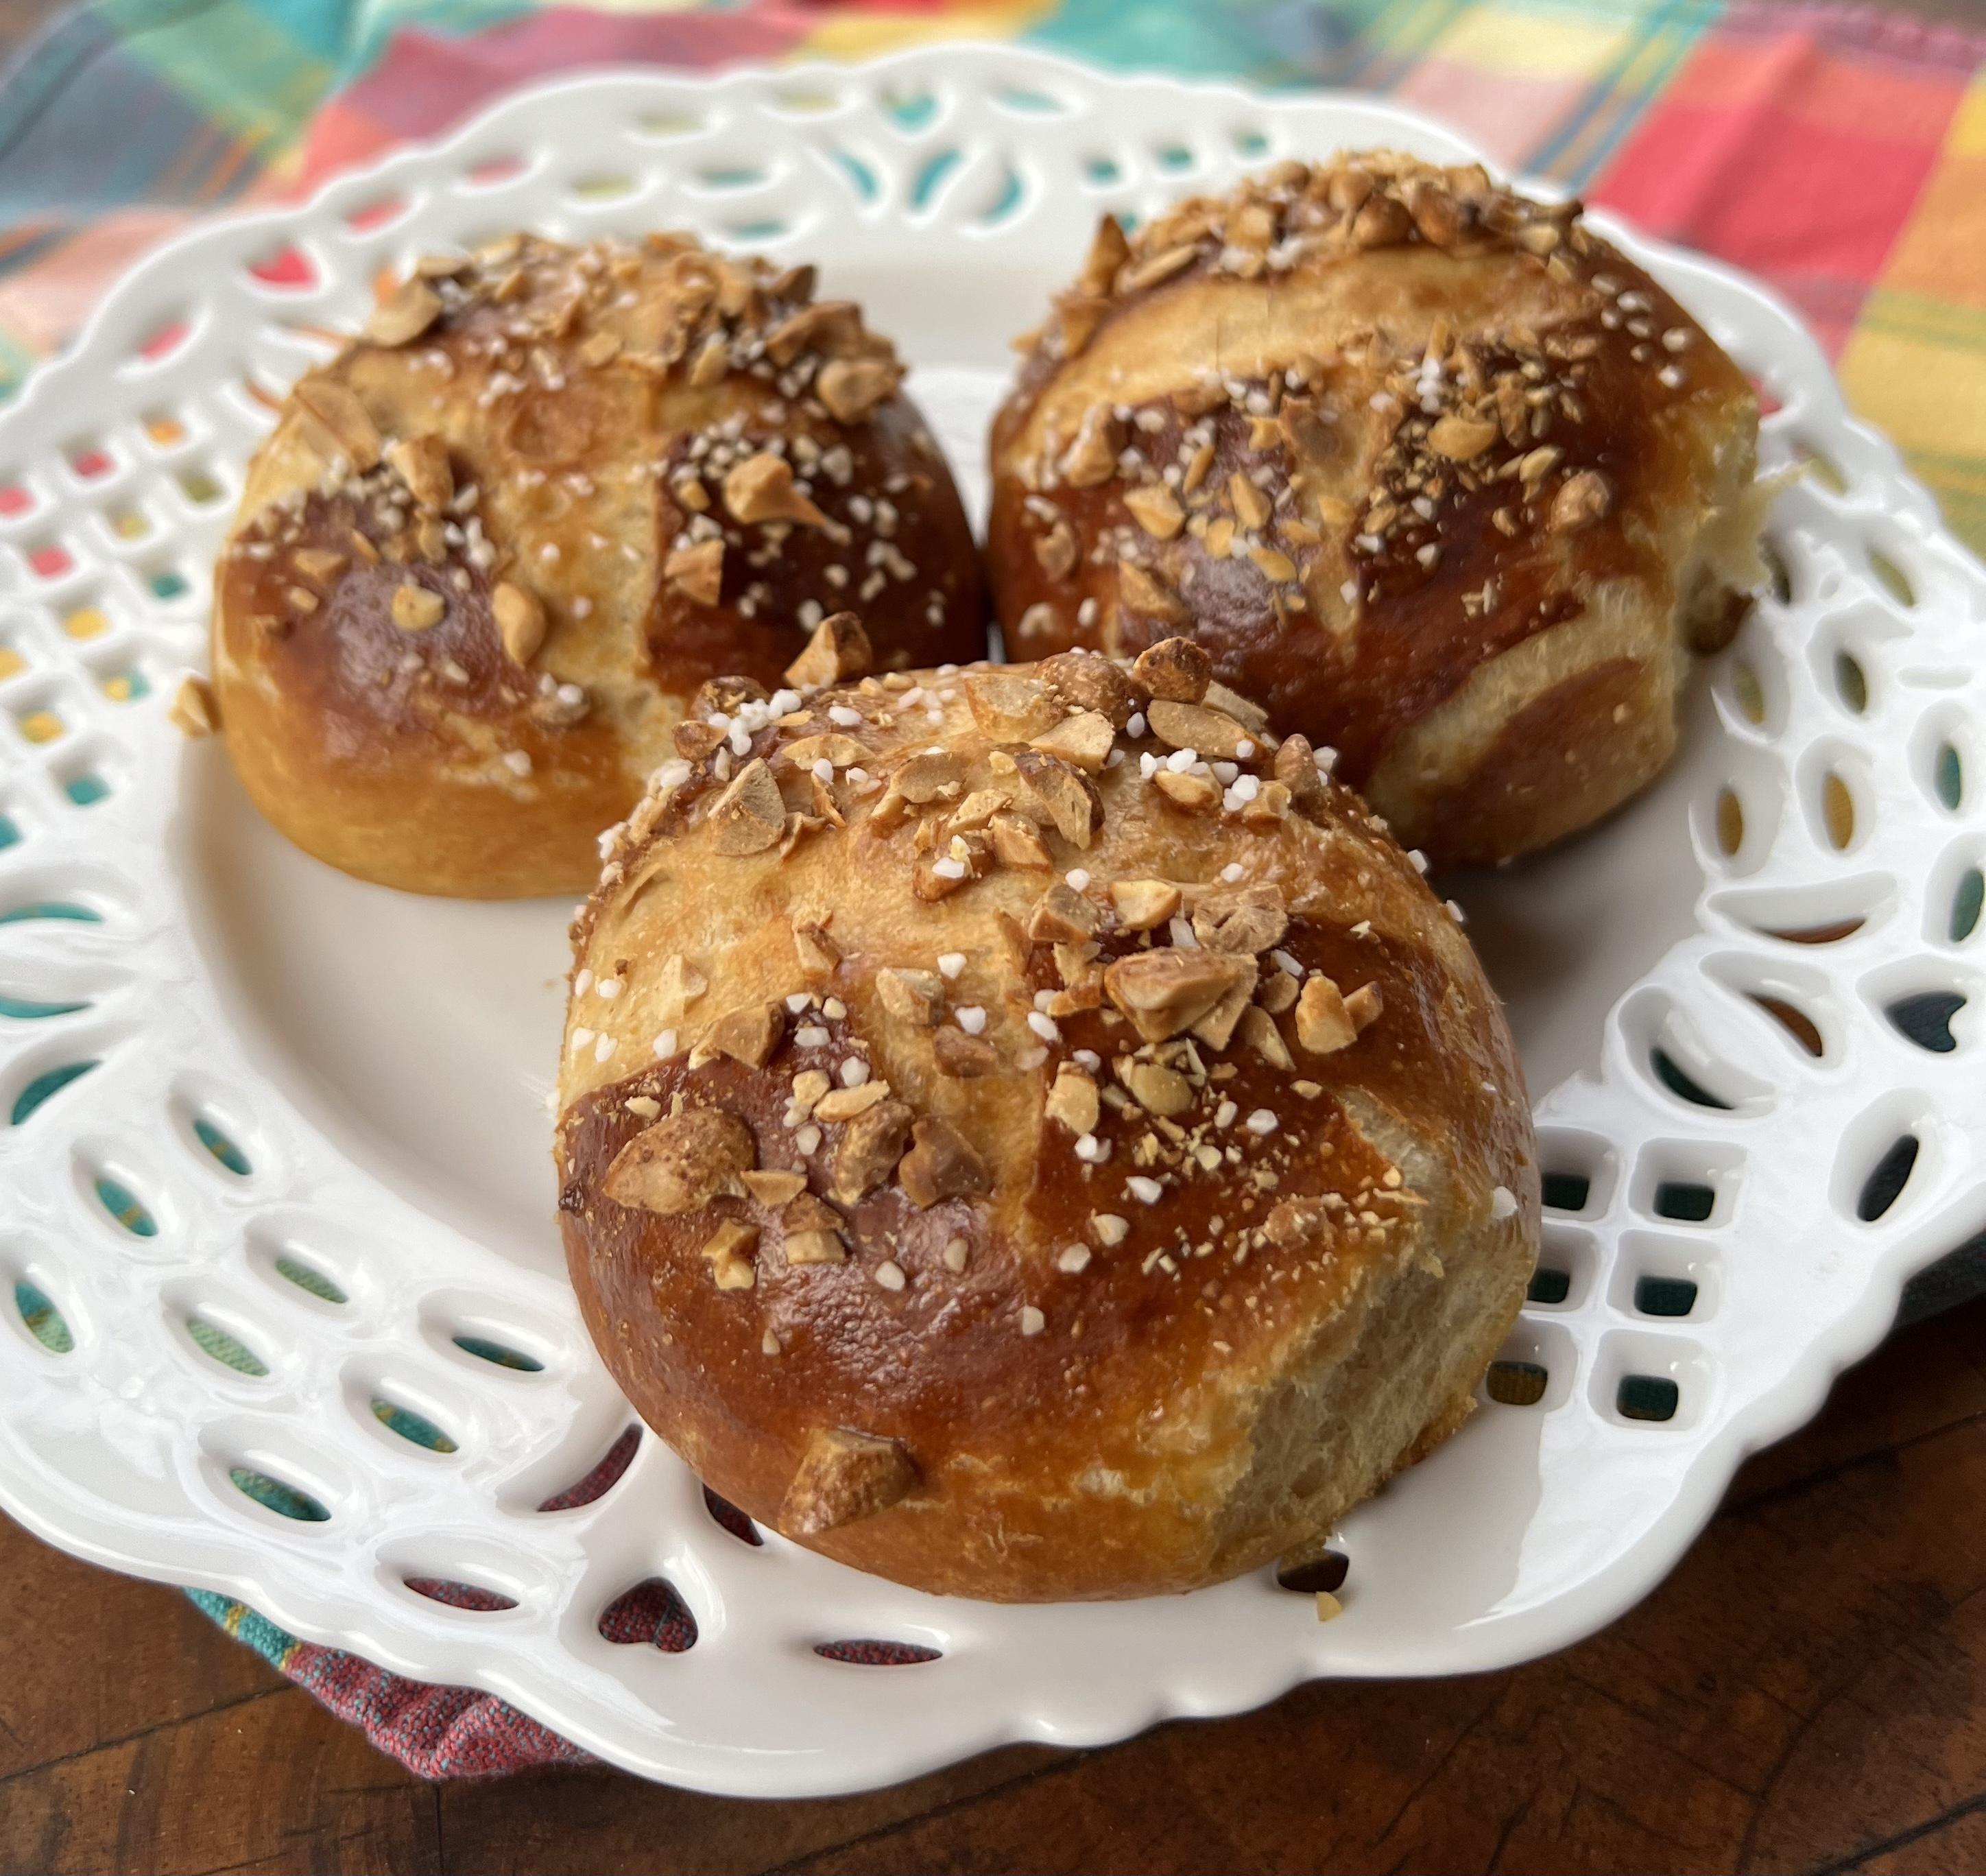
1,47,1983,1797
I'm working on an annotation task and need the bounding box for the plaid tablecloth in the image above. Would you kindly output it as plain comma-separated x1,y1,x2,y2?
5,0,1984,1780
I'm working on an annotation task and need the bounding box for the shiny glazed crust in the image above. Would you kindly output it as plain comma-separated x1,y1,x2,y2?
212,234,985,898
987,154,1767,868
554,637,1538,1600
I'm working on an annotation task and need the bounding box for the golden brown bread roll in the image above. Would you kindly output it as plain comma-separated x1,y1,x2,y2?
212,233,985,897
988,153,1771,868
555,629,1538,1600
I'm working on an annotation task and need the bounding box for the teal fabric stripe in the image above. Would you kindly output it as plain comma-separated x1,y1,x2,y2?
184,1587,300,1670
1525,0,1717,182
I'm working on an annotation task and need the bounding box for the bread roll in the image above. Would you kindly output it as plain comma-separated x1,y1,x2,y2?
213,234,985,897
555,631,1538,1600
988,153,1770,868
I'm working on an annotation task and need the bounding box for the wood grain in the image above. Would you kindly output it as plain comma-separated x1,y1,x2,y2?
4,1292,1983,1875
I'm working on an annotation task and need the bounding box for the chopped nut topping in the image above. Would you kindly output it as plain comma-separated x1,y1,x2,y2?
385,434,452,512
965,671,1062,740
830,1099,913,1204
1350,190,1412,247
293,379,381,471
1125,484,1185,539
783,1228,846,1266
793,918,839,976
684,335,730,391
1132,637,1211,702
817,355,900,423
603,1108,754,1215
390,583,445,632
1118,560,1186,624
914,831,990,901
1294,973,1381,1052
1110,878,1182,931
1405,174,1465,245
1550,469,1612,533
1193,884,1288,955
785,610,871,688
723,451,830,528
1145,698,1253,761
1029,709,1115,772
700,1219,759,1290
291,547,346,584
169,673,218,738
1045,1063,1101,1135
1027,881,1100,944
1035,519,1079,580
876,967,943,1026
1118,241,1199,293
782,1192,848,1265
363,277,444,348
665,538,724,606
1205,681,1269,735
653,953,708,1025
707,1001,784,1068
1345,981,1385,1032
815,1080,892,1123
1153,769,1219,814
1078,213,1130,296
1104,947,1255,1043
1190,957,1259,1050
1258,970,1299,1014
935,1028,1000,1078
742,1169,807,1207
1249,545,1297,582
708,758,785,855
1039,652,1136,728
1426,413,1498,460
1228,472,1271,532
1237,1005,1293,1069
780,1427,916,1535
893,749,964,803
492,582,546,664
1518,444,1562,486
1266,1196,1322,1246
1273,734,1330,814
1118,1058,1193,1117
1007,748,1103,848
1060,405,1121,487
989,812,1053,870
898,1117,990,1208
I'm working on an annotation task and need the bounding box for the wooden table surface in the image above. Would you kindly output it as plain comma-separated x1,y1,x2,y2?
5,1,1986,1871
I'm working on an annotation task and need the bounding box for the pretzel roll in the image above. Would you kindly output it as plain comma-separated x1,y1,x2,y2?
988,154,1769,868
555,632,1537,1600
212,233,984,897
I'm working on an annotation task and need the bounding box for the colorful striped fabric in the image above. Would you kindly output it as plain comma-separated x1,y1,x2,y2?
5,0,1985,1779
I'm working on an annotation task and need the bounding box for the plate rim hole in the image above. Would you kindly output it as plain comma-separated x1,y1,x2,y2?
1652,1179,1716,1223
598,1576,698,1652
1856,1134,1919,1222
1616,1374,1681,1422
1632,1274,1699,1318
1486,1359,1549,1406
535,1425,641,1511
228,1464,330,1523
